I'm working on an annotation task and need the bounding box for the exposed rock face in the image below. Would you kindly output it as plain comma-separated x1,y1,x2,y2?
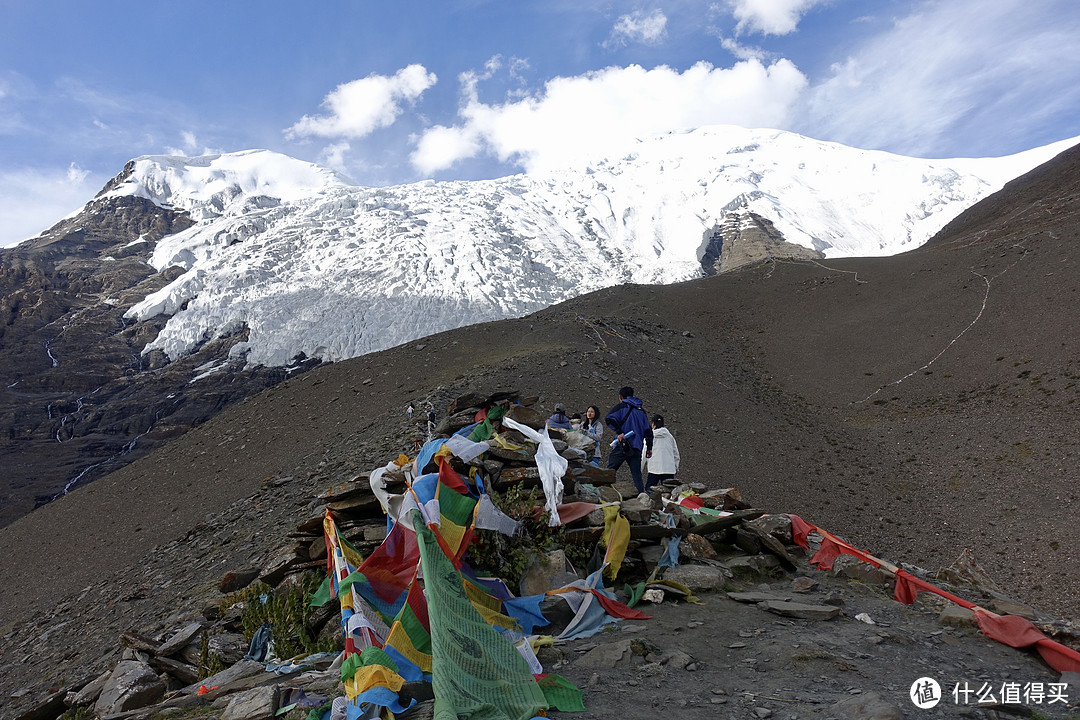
699,201,823,275
93,660,167,715
0,191,320,528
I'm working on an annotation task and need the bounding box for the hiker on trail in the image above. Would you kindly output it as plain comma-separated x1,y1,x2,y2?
407,403,414,420
605,386,652,493
548,403,572,431
584,405,604,466
641,414,680,491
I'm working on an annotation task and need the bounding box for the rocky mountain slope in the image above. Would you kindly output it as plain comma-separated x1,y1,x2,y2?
0,192,322,527
1,131,1073,529
1,140,1079,719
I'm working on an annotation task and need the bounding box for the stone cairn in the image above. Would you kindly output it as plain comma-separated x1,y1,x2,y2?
29,389,1031,720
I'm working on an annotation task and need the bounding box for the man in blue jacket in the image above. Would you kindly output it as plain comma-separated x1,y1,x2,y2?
605,386,652,494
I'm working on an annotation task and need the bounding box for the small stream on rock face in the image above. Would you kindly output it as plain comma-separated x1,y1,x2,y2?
43,339,59,367
51,408,164,499
53,386,103,443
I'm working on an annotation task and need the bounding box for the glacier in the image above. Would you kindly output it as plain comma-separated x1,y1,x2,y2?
107,127,1078,369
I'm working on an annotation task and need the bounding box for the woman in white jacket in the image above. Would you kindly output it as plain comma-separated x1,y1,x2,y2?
641,414,679,491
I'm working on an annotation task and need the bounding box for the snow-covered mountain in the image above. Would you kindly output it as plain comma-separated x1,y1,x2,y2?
102,127,1077,368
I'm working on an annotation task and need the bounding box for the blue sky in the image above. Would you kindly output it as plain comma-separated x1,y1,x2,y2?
1,0,1079,247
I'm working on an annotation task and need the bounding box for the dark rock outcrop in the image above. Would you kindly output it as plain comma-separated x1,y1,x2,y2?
0,189,320,528
699,204,823,275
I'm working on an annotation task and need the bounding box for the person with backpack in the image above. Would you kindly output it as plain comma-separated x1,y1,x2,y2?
547,402,572,431
641,414,680,491
604,386,652,494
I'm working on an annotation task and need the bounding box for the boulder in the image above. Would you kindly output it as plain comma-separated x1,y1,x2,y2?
519,550,579,596
448,391,488,415
150,656,201,686
745,514,793,543
699,487,748,511
222,686,278,720
660,649,695,669
259,544,310,587
13,689,66,720
221,569,262,594
638,544,667,573
938,605,976,627
435,410,476,436
619,497,653,525
830,554,892,586
576,639,635,669
662,564,726,593
208,632,251,665
156,621,205,658
756,600,841,621
570,465,618,487
987,597,1038,620
734,528,763,555
495,467,542,489
66,669,113,707
725,554,781,577
675,533,715,561
486,446,537,464
505,404,546,430
94,660,167,715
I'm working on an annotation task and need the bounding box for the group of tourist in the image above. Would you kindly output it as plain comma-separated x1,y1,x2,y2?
548,386,680,496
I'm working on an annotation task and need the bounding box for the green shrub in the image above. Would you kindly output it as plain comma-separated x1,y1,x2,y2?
220,572,338,660
468,484,571,590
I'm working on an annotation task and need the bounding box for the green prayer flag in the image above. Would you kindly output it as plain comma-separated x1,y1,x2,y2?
305,700,332,720
468,418,494,442
309,576,333,608
536,674,586,712
342,645,402,682
623,581,646,608
411,511,547,720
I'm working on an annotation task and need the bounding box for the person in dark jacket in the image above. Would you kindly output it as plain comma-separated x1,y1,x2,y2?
605,386,652,494
548,402,572,431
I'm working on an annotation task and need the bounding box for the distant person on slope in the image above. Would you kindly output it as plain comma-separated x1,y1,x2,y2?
641,414,680,491
605,386,652,494
583,405,604,466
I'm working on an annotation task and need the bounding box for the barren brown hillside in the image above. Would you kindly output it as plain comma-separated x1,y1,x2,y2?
1,143,1079,719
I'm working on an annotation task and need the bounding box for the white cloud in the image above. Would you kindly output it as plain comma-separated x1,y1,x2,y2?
0,166,104,248
726,0,825,36
285,65,437,140
181,130,198,152
318,142,352,172
162,131,224,158
798,0,1080,156
411,59,807,175
720,36,770,61
604,10,669,48
66,162,89,184
410,125,482,176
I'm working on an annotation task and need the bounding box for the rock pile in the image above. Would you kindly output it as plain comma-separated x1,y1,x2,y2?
16,389,1080,720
